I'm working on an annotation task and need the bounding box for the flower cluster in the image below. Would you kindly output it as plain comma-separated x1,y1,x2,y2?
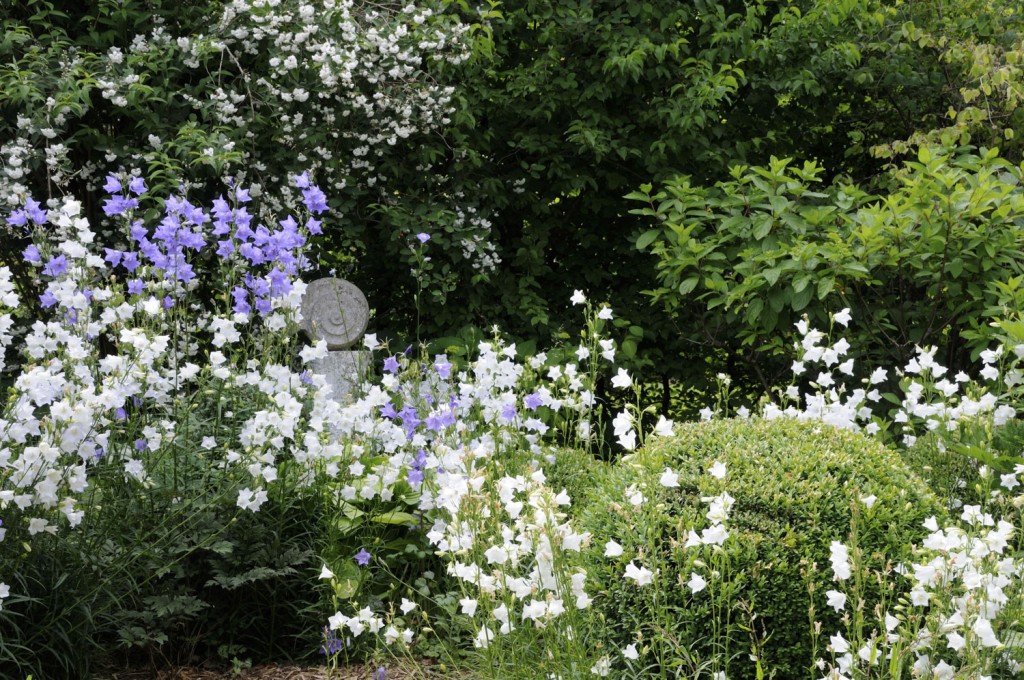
0,173,347,594
316,324,629,658
436,469,592,649
763,310,1015,446
817,465,1024,679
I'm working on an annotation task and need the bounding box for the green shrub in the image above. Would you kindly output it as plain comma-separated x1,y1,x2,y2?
632,147,1024,379
544,447,610,516
578,418,945,680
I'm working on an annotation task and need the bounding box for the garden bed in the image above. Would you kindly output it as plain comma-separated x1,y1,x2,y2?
100,660,451,680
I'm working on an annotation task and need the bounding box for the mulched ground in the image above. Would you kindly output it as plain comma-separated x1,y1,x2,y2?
101,660,454,680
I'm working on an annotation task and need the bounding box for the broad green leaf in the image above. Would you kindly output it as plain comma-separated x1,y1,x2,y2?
791,285,813,311
334,563,362,600
745,298,764,325
817,277,834,300
371,510,419,525
636,228,661,250
677,276,699,296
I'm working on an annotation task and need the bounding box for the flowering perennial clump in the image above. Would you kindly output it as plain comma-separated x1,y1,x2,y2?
314,320,627,662
817,492,1023,679
763,309,1016,446
0,172,347,608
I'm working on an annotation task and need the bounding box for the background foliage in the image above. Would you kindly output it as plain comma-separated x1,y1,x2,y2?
632,146,1024,387
7,0,1024,397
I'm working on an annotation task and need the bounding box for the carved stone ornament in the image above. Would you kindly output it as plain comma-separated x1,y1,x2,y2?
299,278,369,350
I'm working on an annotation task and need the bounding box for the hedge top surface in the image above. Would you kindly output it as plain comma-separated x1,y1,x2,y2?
631,417,941,528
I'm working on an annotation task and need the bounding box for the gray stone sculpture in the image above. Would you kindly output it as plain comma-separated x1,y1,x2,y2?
299,277,369,350
300,278,371,403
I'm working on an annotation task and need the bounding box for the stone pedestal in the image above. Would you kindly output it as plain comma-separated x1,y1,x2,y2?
311,350,369,405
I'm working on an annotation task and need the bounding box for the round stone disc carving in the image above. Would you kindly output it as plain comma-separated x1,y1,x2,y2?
299,278,369,350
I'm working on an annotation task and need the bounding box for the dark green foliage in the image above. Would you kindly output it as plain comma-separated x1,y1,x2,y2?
407,0,901,373
0,535,107,678
0,458,329,678
103,492,324,666
382,0,1021,402
4,0,1022,394
0,381,334,677
5,0,1018,401
871,0,1024,163
578,418,945,679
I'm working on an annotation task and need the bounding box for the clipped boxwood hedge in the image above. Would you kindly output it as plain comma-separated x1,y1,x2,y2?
544,447,610,516
578,418,945,680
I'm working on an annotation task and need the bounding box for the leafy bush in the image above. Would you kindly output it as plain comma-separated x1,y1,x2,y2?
633,147,1024,382
578,418,945,679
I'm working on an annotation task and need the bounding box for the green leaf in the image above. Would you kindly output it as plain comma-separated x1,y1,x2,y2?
636,228,661,250
952,444,1023,473
334,563,361,599
816,277,834,300
745,298,764,325
791,285,813,311
752,214,774,239
334,517,363,535
339,502,364,520
371,510,419,525
427,336,467,354
677,276,699,296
